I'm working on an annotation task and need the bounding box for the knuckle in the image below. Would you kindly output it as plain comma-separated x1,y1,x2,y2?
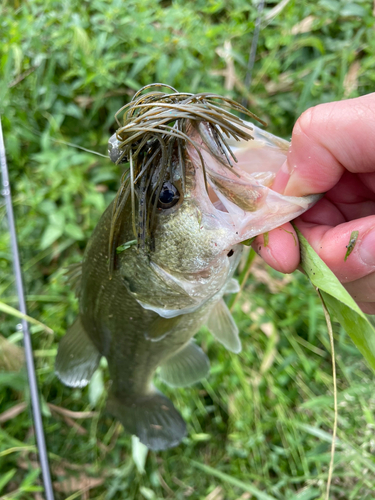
293,106,320,140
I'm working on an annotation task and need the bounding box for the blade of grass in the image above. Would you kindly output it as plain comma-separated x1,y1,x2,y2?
0,446,36,457
190,460,277,500
297,228,375,371
0,301,53,334
229,248,256,311
317,290,338,500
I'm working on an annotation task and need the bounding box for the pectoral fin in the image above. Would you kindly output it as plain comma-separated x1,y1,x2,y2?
207,299,241,353
145,315,181,342
55,317,101,388
159,341,210,387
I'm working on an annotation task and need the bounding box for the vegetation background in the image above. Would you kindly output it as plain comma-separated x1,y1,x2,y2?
1,0,375,498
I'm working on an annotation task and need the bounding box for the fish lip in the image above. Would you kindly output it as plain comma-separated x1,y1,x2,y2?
108,133,125,164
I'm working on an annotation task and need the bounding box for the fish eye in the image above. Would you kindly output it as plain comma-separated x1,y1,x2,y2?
157,182,180,209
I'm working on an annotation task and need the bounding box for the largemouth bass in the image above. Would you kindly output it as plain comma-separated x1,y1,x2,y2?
56,84,318,450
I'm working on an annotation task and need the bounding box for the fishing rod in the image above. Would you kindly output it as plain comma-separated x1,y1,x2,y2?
0,118,55,500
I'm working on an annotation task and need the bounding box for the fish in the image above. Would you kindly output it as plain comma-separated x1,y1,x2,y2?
55,84,318,450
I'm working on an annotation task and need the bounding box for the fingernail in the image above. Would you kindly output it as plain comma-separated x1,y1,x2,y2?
359,230,375,267
272,160,291,194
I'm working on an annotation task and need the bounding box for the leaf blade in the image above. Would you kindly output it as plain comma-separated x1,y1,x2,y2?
297,229,375,371
0,301,53,334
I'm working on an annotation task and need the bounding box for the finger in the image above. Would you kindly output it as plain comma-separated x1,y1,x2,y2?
360,172,375,194
299,173,375,224
252,222,300,274
295,215,375,283
272,93,375,196
300,197,346,226
345,272,375,302
357,302,375,315
326,172,375,205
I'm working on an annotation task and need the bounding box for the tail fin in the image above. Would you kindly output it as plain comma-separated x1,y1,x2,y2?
107,389,186,451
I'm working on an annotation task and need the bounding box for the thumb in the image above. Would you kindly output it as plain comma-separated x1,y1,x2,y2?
272,93,375,196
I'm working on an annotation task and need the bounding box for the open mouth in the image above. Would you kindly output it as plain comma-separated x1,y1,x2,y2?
190,120,319,245
108,85,320,253
208,185,227,212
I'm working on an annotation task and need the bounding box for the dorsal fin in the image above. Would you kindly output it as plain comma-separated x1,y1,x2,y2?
64,262,82,297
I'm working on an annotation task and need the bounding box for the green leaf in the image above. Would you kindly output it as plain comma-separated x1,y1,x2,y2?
0,468,17,493
73,26,91,54
297,229,375,371
11,44,23,76
89,369,104,407
39,224,64,249
40,395,51,418
139,486,156,500
241,237,255,246
116,240,137,253
0,371,27,391
341,4,367,18
289,487,321,500
295,422,339,444
64,222,85,241
124,77,142,91
20,468,42,491
129,55,153,79
293,36,326,55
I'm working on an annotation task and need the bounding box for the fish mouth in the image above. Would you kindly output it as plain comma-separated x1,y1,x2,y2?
207,185,226,211
108,85,319,263
189,120,319,246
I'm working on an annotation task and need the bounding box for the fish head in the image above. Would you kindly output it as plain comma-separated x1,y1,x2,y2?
109,126,242,318
108,91,319,318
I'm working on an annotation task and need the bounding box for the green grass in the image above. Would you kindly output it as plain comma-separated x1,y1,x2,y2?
1,0,375,498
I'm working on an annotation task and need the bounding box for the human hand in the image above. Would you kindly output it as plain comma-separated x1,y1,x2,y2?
253,93,375,314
